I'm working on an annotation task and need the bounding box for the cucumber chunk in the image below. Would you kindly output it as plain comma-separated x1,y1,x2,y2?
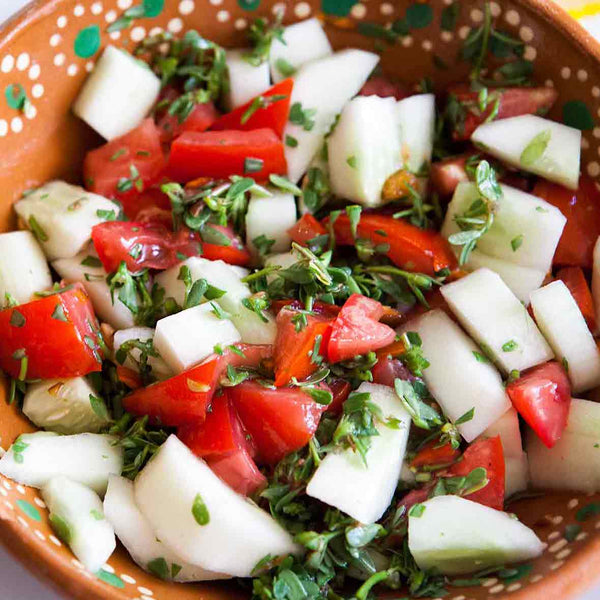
396,93,435,175
112,327,173,381
225,49,270,109
246,189,297,254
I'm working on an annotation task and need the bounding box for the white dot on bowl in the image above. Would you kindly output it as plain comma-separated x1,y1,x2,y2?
506,583,522,592
489,584,505,594
102,563,115,574
16,484,25,494
209,0,223,4
545,79,554,88
53,53,66,67
67,64,78,77
441,31,453,42
401,35,413,48
73,4,85,17
109,31,121,40
33,497,46,508
523,45,536,60
11,117,23,133
556,548,572,560
568,498,579,509
549,539,568,553
121,574,136,584
519,25,534,42
550,560,565,571
582,137,590,150
578,69,589,82
49,534,62,546
28,64,40,80
272,2,286,16
167,18,183,33
421,39,433,51
470,8,484,22
34,530,45,541
91,2,103,15
588,161,600,177
505,9,520,25
3,480,12,490
117,0,132,9
72,559,85,569
458,25,471,40
547,530,560,540
0,488,6,497
149,27,163,36
57,15,67,28
141,596,153,600
576,531,589,541
50,33,61,47
530,574,544,583
179,0,195,15
482,578,498,587
443,0,453,4
32,84,44,98
294,2,311,18
17,516,29,528
593,86,600,98
234,18,247,30
1,55,14,73
380,3,393,16
561,66,571,79
216,10,230,22
105,9,117,23
489,1,501,17
16,53,30,71
137,587,153,596
130,26,146,42
350,3,366,19
86,61,95,72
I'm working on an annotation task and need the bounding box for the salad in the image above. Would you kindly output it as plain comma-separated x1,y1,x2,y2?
0,3,599,598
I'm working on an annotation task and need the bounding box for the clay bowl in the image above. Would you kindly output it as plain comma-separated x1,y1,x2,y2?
1,0,600,599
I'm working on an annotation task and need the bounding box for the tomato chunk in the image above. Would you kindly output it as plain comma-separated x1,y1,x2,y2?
359,75,409,100
326,379,351,415
506,361,571,449
533,176,600,269
447,85,558,141
288,214,327,247
211,79,293,138
447,436,505,510
200,224,252,266
274,307,333,387
206,450,266,496
228,381,328,464
430,154,472,197
327,294,396,364
0,284,102,380
83,119,166,207
556,267,597,332
372,357,413,387
410,439,461,469
157,101,220,144
327,213,457,276
166,129,287,182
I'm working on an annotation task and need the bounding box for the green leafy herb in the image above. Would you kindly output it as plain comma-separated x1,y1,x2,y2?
244,157,265,174
276,58,297,77
253,234,276,258
81,255,103,268
511,234,524,252
269,174,303,196
455,407,475,425
502,339,518,352
90,509,105,521
96,208,118,221
241,93,288,124
409,504,425,518
520,129,551,167
346,155,357,169
192,493,210,525
9,310,25,328
11,436,28,464
395,378,442,430
28,215,48,242
564,524,582,542
472,350,489,363
147,557,170,580
285,134,298,148
244,15,284,66
289,102,317,131
90,394,110,420
49,513,73,544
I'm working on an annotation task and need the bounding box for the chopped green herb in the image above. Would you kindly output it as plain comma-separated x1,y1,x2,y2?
269,174,303,196
455,407,475,425
409,504,426,518
472,350,489,363
289,102,317,132
147,557,170,580
81,255,103,268
253,234,276,258
51,304,68,322
28,215,48,242
346,155,357,169
192,493,210,525
502,340,518,352
520,129,551,167
511,234,524,252
244,157,264,174
275,57,297,77
9,310,25,328
285,134,298,148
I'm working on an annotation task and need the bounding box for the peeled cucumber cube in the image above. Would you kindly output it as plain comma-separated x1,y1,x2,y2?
472,114,581,190
284,49,379,182
264,250,299,276
478,408,523,459
269,18,332,82
73,45,161,140
112,327,173,381
155,257,276,345
505,452,529,498
14,181,120,261
441,269,554,375
306,383,411,524
328,96,402,207
396,94,435,174
43,476,115,572
0,432,123,495
408,495,544,575
134,435,299,577
225,49,270,109
104,475,229,582
53,248,134,330
0,231,52,305
464,250,546,305
401,309,510,442
154,303,241,373
530,280,600,392
442,182,566,273
22,377,110,434
246,189,297,255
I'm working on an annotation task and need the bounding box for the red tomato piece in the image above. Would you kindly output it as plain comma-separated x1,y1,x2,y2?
228,381,328,464
0,284,102,380
328,294,396,363
116,365,143,390
83,119,166,206
206,450,266,496
372,357,413,387
556,267,597,332
410,439,461,469
121,187,172,221
446,436,505,510
166,129,287,182
326,379,351,415
211,79,293,138
200,224,252,266
359,75,409,100
271,299,341,319
447,85,558,141
273,307,333,387
327,213,457,276
533,176,600,269
506,361,571,449
430,154,471,197
288,214,327,246
157,101,220,144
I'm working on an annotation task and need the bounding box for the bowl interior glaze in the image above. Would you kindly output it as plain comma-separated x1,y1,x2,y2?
1,1,600,599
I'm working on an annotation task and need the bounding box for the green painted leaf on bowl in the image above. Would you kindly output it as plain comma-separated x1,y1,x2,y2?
563,100,594,131
321,0,358,17
16,499,41,522
74,25,101,59
97,569,125,589
406,2,433,29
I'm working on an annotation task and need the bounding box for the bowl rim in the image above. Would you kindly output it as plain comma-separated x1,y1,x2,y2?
1,1,600,599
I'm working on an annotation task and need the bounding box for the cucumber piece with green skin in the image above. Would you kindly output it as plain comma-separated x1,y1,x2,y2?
53,247,134,330
306,383,411,524
269,18,333,83
471,114,581,190
283,49,380,183
530,280,600,393
0,231,52,305
134,435,299,577
328,96,402,208
225,49,270,109
73,45,161,140
112,327,173,381
401,309,511,442
14,181,120,261
0,432,123,495
441,268,554,375
442,182,566,273
43,476,116,573
104,475,229,582
408,495,544,575
528,398,600,492
396,94,435,175
23,377,110,435
155,257,276,346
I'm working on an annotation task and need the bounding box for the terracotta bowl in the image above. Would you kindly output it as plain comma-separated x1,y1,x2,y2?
1,1,600,599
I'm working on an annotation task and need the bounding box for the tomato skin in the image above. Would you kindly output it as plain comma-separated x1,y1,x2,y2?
116,365,143,390
200,224,252,266
506,361,571,449
327,294,396,363
273,307,333,387
0,284,102,379
372,357,413,387
84,119,166,207
288,214,327,246
166,129,287,182
327,213,457,276
228,380,328,464
359,76,409,100
447,85,558,141
533,176,600,269
447,436,505,510
430,154,471,197
121,187,172,221
157,101,220,144
556,267,597,332
206,450,266,496
411,440,461,469
326,379,351,415
211,79,293,138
